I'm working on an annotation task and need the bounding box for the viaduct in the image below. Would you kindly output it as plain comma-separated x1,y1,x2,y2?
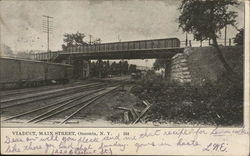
33,38,184,80
32,37,243,87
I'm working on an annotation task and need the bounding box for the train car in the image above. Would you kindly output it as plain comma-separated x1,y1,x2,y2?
20,60,45,83
0,57,73,89
0,58,21,88
46,63,73,84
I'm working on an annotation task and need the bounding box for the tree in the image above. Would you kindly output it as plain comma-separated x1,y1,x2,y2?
153,59,171,78
92,38,102,45
153,59,167,70
122,61,129,74
1,44,14,57
62,32,102,50
16,51,31,59
129,64,137,73
178,0,240,82
234,28,244,45
62,32,88,50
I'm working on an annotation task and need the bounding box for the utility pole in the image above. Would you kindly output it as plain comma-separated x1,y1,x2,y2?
118,35,121,42
42,15,53,52
89,35,92,45
185,32,188,46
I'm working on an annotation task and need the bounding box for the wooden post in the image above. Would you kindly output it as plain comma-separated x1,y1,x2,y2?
124,112,130,123
185,32,188,46
165,58,171,81
98,59,102,78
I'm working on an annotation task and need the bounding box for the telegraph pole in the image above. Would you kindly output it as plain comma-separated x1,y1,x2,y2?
42,15,53,52
185,32,188,46
89,35,92,45
118,35,121,42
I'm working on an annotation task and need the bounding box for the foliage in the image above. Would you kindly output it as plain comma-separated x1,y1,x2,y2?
89,60,132,77
92,38,102,45
62,32,88,50
131,75,243,126
1,44,14,57
153,59,171,79
16,52,31,59
178,0,240,82
128,64,137,73
62,32,102,50
1,44,36,59
178,0,239,41
234,28,244,45
153,59,167,70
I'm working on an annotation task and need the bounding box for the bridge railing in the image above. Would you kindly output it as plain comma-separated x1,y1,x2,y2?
180,38,235,47
65,38,181,53
32,51,61,61
32,38,237,61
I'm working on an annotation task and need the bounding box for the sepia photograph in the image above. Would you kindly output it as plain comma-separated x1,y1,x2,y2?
0,0,249,155
0,0,246,128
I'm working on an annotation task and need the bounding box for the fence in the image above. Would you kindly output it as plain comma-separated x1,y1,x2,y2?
180,38,235,47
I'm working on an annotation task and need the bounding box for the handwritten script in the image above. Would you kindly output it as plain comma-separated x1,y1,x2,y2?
1,127,249,155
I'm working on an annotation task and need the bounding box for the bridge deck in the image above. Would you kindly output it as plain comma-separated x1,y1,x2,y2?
60,48,183,60
34,48,184,61
33,38,184,61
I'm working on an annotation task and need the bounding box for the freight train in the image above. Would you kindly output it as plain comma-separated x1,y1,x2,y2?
0,57,73,89
66,38,180,53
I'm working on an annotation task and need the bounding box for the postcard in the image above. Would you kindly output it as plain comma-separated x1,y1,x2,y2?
0,0,249,155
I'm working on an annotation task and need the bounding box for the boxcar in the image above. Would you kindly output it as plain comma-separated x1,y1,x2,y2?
0,58,21,87
20,60,45,82
0,57,73,89
46,63,72,84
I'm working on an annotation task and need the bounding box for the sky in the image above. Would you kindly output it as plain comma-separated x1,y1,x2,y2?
0,0,245,66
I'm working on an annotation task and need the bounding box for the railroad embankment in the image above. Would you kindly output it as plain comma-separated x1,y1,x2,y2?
131,46,244,126
131,76,243,126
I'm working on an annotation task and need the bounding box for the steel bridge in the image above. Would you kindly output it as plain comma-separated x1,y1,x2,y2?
33,38,184,62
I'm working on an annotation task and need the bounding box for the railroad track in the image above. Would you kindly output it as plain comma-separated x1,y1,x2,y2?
0,81,85,97
0,82,107,109
2,85,120,124
59,86,119,124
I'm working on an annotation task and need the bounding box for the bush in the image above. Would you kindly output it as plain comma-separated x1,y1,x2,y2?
131,74,243,126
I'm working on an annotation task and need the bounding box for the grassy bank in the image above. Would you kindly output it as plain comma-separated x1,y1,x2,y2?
131,74,243,126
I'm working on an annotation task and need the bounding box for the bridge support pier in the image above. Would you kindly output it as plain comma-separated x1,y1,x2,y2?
83,60,90,78
72,59,90,79
98,59,102,78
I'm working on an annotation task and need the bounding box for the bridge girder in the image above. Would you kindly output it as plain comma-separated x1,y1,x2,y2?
56,48,184,61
